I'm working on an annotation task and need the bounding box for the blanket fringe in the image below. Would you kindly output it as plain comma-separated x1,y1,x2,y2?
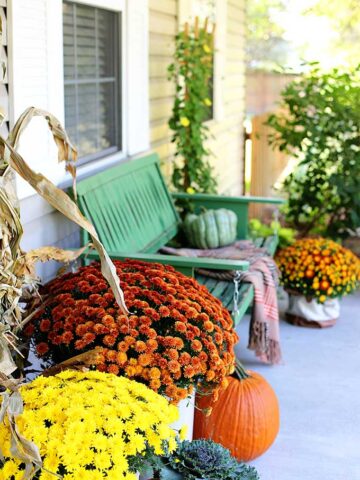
248,320,282,364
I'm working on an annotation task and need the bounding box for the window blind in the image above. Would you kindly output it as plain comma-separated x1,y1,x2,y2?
63,2,121,161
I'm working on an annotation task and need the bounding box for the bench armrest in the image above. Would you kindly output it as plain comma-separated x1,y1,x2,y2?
172,192,285,205
85,250,249,277
172,192,284,239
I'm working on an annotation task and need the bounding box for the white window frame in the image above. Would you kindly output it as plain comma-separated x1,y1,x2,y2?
62,0,128,175
69,0,125,10
178,0,226,123
8,0,149,199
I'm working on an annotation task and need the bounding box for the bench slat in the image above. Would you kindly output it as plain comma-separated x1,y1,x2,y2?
76,152,280,326
77,154,179,253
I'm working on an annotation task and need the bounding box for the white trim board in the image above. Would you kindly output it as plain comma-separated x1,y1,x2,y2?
178,0,226,123
8,0,150,200
68,0,125,11
126,0,150,155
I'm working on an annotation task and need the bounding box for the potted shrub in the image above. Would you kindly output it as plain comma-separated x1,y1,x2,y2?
267,64,360,240
26,259,238,439
276,238,360,327
0,370,178,479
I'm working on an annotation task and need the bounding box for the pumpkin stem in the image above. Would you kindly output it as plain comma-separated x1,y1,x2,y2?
234,359,250,380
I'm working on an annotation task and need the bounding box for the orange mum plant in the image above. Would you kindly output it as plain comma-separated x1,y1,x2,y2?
27,260,237,404
276,238,360,303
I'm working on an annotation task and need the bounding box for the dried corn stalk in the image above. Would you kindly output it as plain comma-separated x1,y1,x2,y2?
0,109,130,477
0,108,128,370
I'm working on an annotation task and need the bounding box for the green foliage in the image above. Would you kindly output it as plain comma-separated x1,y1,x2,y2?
161,439,259,480
267,64,360,239
246,0,289,71
308,0,360,66
168,21,217,194
246,0,360,71
249,218,296,248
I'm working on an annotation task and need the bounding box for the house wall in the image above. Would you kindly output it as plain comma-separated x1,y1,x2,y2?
149,0,246,195
6,0,245,282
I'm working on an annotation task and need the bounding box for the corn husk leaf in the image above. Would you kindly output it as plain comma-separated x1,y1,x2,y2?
41,347,103,377
2,107,128,314
0,376,48,479
16,244,90,280
0,326,16,375
0,107,129,477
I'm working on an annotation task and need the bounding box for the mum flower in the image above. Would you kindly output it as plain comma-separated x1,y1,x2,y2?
276,238,360,303
0,371,178,480
28,260,237,404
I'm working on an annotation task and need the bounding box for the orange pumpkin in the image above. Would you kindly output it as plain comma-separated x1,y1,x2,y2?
194,362,280,461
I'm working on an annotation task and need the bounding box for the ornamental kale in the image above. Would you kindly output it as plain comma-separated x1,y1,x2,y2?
162,439,260,480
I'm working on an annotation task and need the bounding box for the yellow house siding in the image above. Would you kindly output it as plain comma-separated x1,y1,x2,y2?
149,0,177,179
149,0,246,194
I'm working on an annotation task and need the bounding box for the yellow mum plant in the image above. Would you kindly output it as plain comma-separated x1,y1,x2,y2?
0,371,179,480
276,238,360,303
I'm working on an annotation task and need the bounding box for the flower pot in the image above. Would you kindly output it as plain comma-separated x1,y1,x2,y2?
286,295,340,328
171,391,195,440
343,237,360,257
139,393,195,480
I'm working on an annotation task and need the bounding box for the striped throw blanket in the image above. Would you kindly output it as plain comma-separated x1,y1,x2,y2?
240,258,282,364
161,241,282,364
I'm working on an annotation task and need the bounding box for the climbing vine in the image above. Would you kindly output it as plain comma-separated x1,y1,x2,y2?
168,18,217,194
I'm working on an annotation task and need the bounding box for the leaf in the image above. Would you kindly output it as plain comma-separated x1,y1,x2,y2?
0,108,128,315
16,244,90,280
41,348,103,377
0,335,17,375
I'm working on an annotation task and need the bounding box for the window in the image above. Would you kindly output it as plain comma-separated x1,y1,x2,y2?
63,1,121,162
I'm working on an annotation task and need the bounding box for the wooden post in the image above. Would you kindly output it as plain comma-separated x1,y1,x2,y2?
249,113,289,220
194,16,199,38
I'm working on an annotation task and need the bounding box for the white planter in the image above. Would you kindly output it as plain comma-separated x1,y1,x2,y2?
286,295,340,328
139,393,195,480
171,391,195,440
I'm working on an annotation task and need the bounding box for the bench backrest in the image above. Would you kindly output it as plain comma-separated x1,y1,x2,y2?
77,153,179,253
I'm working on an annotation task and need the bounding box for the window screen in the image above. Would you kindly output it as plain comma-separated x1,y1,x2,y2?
63,2,121,161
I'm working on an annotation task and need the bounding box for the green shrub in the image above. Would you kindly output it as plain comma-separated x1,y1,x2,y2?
267,64,360,239
168,20,217,194
249,218,296,249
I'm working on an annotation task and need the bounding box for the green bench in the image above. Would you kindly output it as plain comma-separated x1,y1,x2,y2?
76,153,283,325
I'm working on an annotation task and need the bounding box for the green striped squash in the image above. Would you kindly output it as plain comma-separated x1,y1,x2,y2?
183,209,237,249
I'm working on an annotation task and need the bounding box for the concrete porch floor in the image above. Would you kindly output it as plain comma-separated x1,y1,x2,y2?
235,291,360,480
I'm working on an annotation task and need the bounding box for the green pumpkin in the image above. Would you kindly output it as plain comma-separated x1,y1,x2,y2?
183,209,238,249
